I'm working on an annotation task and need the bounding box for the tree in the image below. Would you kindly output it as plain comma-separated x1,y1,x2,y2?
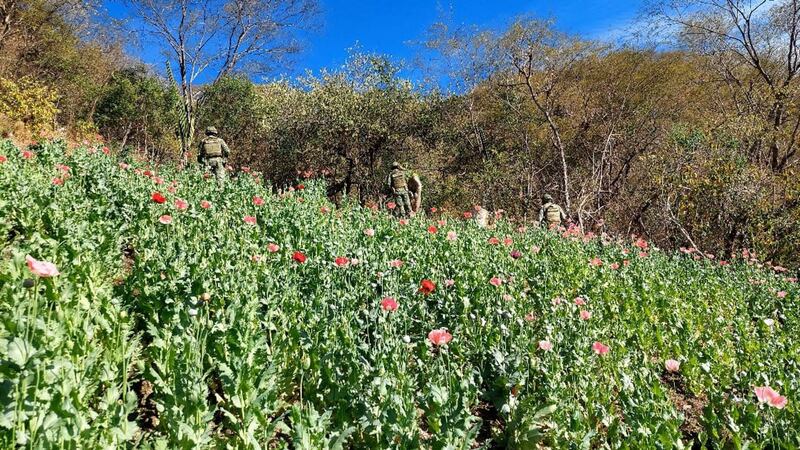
645,0,800,172
125,0,319,158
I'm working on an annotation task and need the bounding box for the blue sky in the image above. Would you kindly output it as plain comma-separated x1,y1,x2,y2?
106,0,643,80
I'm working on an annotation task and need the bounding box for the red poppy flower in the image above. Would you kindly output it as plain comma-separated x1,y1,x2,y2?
430,207,438,213
0,155,7,164
253,196,264,206
296,184,305,190
387,202,397,210
427,225,438,234
243,216,257,225
463,211,473,219
151,192,166,204
419,279,436,296
22,150,34,159
293,251,307,263
488,237,500,245
334,256,350,267
200,200,211,209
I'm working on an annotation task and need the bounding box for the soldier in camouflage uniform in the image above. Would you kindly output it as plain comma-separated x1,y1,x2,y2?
538,194,567,229
198,127,230,185
387,162,413,218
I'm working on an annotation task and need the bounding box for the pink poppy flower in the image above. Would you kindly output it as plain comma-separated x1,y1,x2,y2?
665,359,680,373
174,199,188,210
399,219,409,226
444,279,455,287
518,226,528,233
463,211,473,219
428,329,452,346
524,313,536,322
0,155,7,164
22,150,34,159
580,310,592,320
167,186,177,194
503,294,513,302
574,297,586,306
446,231,457,241
267,243,280,253
389,259,404,268
26,255,59,278
200,200,211,209
503,237,513,246
364,228,375,237
638,252,649,258
52,177,64,186
755,386,788,409
531,246,541,254
158,215,173,225
243,216,257,225
510,250,522,259
488,237,500,245
551,297,564,306
590,258,603,267
56,164,71,173
387,202,396,210
380,297,398,311
334,256,350,267
253,196,264,206
251,255,263,263
538,340,553,351
777,291,788,299
320,206,331,214
623,260,630,266
474,205,482,212
592,341,610,355
437,219,447,226
489,277,503,287
430,207,438,213
634,238,649,250
241,166,251,173
610,262,620,270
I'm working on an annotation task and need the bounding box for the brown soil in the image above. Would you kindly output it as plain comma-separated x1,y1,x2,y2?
662,372,707,446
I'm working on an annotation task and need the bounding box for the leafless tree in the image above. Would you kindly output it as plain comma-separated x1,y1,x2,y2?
645,0,800,171
126,0,319,157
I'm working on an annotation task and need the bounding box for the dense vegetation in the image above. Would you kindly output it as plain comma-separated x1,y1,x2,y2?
0,140,798,448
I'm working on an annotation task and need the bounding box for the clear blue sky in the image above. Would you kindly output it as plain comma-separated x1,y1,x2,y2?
106,0,642,80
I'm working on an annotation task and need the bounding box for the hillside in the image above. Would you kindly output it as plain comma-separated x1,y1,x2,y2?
0,140,798,449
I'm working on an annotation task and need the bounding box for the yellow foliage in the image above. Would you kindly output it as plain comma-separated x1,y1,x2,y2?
0,77,59,135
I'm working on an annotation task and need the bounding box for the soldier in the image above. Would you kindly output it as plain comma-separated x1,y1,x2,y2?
387,162,413,217
198,127,230,185
538,194,567,229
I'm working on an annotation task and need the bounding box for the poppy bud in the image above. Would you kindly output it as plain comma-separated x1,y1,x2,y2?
22,279,35,288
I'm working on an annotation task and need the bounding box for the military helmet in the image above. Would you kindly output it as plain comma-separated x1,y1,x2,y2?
542,194,553,203
205,126,218,136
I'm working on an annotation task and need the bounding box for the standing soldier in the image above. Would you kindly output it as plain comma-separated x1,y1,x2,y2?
387,162,413,217
538,194,567,229
198,127,230,185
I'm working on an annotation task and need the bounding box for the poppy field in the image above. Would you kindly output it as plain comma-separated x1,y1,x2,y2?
0,140,798,449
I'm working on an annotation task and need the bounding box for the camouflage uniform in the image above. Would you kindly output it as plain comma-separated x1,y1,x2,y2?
198,127,230,185
387,162,413,217
538,194,567,229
